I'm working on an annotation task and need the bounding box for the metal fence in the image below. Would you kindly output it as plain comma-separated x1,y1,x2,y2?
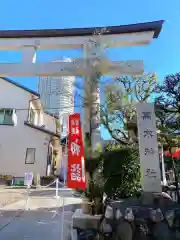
166,186,180,202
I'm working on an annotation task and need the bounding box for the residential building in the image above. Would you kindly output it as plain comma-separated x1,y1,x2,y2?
0,77,62,179
38,58,75,137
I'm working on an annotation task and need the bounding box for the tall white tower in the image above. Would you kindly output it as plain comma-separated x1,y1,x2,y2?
38,58,75,137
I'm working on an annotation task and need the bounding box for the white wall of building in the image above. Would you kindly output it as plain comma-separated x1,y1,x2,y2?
0,78,57,177
43,113,57,134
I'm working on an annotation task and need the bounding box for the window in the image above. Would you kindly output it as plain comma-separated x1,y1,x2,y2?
28,108,35,124
25,148,36,164
0,109,14,125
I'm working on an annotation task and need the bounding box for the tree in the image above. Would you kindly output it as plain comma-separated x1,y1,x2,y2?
155,73,180,113
73,28,110,214
73,27,108,154
154,73,180,202
154,73,180,149
101,73,156,145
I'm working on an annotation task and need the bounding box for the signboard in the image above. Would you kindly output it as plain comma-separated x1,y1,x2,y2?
136,103,161,193
24,172,33,186
67,113,86,190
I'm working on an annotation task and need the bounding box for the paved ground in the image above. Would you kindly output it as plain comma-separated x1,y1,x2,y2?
30,187,75,198
0,191,25,208
0,188,81,239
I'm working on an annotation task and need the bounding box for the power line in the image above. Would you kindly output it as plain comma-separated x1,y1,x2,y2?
2,102,108,111
13,106,83,111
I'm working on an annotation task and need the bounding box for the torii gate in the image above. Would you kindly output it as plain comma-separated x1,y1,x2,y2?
0,20,164,149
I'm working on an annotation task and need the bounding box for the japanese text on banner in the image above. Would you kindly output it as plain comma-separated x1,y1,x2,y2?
67,113,86,190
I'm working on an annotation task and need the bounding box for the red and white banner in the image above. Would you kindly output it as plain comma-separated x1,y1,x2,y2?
67,113,86,190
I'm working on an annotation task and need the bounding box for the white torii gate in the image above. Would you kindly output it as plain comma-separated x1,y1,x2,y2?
0,20,164,150
0,20,164,77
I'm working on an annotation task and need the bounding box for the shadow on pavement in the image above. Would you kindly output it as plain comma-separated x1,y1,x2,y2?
29,189,76,198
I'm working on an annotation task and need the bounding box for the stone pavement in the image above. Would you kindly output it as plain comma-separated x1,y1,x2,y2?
0,189,82,239
0,210,72,239
0,189,26,208
2,196,82,210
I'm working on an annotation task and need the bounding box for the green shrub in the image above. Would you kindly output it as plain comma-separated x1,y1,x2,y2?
85,156,102,175
81,145,140,200
102,146,140,198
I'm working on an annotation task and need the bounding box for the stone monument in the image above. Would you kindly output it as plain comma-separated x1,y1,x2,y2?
136,103,162,206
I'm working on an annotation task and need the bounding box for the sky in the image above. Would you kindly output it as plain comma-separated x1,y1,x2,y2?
0,0,180,139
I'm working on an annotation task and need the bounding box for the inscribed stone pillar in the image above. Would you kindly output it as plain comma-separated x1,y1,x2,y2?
136,103,161,193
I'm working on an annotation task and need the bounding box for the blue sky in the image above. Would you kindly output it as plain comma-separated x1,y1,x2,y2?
0,0,180,139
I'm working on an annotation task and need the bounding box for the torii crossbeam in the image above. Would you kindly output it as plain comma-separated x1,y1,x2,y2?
0,20,163,77
0,20,164,150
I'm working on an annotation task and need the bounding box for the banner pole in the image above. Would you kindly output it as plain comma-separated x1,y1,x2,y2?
61,113,69,239
161,144,167,186
55,177,59,199
63,113,69,187
25,184,30,210
61,196,65,239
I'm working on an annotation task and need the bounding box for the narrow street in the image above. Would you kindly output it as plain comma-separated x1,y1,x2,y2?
0,188,81,239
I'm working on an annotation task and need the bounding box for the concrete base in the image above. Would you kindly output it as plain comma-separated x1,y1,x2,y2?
140,192,155,205
71,229,78,240
72,208,102,230
103,192,180,239
140,191,173,208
